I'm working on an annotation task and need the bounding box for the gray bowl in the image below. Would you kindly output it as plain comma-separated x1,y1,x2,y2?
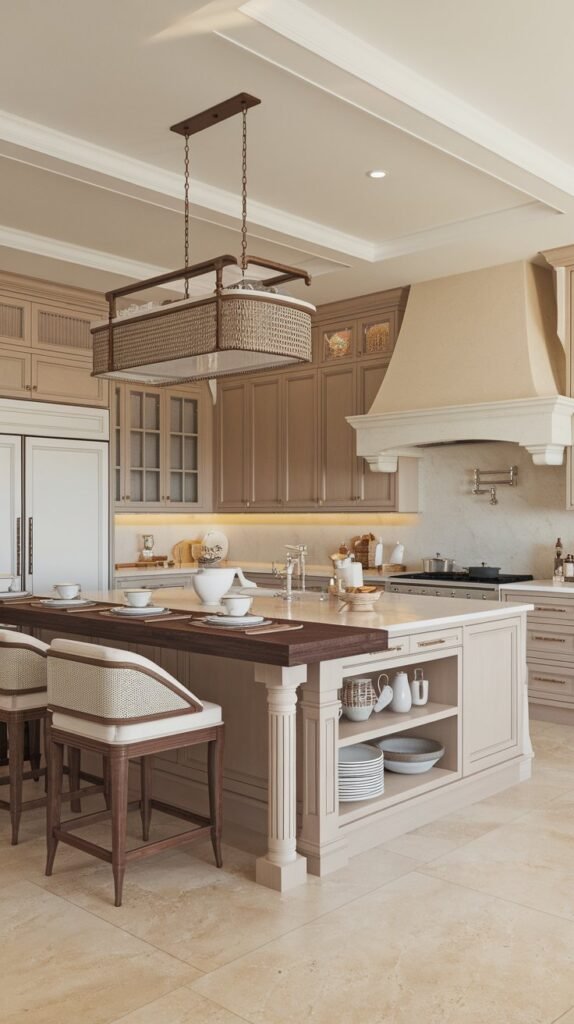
375,736,445,774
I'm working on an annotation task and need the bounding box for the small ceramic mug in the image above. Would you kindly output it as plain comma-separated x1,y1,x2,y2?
54,583,81,600
123,588,152,608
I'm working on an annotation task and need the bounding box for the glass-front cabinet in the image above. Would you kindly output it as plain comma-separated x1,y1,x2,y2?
112,383,209,511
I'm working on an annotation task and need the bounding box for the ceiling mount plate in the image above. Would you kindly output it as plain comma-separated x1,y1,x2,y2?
170,93,261,137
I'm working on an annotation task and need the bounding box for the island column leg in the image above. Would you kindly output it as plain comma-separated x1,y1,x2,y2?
254,663,308,892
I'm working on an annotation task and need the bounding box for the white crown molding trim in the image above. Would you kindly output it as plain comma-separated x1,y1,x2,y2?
0,109,373,261
348,396,574,469
241,0,574,200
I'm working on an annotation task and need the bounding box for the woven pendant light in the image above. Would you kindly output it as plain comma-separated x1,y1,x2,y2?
92,94,314,384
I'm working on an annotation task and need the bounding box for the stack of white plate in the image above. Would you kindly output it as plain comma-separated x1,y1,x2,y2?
339,743,385,802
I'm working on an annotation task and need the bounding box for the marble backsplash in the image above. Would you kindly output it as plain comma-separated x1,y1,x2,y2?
114,441,571,579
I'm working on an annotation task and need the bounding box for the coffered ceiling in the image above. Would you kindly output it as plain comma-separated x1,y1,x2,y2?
0,0,573,303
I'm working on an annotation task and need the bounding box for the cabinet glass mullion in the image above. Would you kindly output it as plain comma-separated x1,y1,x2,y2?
167,395,199,506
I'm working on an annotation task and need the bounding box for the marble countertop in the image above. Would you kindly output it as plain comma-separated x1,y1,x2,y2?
500,579,574,595
77,588,533,635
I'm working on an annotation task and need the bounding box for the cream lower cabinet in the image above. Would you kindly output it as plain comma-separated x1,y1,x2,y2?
0,435,22,586
502,589,574,712
462,616,522,774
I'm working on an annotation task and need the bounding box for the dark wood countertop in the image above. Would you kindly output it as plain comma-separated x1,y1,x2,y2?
0,601,389,667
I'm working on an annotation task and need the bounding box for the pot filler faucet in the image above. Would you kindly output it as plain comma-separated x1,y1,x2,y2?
272,544,308,600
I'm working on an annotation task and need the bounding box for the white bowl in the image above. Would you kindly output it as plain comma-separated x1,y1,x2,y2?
54,582,81,600
123,588,153,608
376,737,445,774
0,574,15,593
220,594,253,616
342,705,373,722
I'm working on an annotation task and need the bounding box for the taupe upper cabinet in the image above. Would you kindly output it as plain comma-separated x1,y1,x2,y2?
113,383,211,512
0,276,108,407
215,286,411,513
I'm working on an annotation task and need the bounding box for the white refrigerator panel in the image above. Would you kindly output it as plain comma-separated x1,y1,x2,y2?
25,437,108,594
0,435,22,587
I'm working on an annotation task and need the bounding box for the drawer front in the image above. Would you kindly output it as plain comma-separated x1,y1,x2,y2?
505,592,574,622
410,627,462,654
115,574,192,590
527,625,574,658
528,661,574,701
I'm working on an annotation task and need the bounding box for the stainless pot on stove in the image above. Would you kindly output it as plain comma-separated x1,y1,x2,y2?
422,553,455,573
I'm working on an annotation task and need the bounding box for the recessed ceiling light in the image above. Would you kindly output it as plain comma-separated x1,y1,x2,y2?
366,169,386,179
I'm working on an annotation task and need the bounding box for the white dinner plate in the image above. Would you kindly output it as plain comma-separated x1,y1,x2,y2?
39,597,94,608
205,613,265,626
339,744,384,766
339,784,385,803
200,617,272,630
109,605,167,617
0,590,31,600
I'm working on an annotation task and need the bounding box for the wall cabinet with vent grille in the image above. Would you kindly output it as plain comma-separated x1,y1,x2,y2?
0,275,108,407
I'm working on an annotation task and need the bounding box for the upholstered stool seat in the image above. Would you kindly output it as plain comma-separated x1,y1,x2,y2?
0,629,49,843
45,638,224,906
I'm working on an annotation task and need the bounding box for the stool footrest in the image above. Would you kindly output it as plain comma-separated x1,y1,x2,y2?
126,824,212,863
58,799,140,832
0,767,46,786
150,798,210,829
53,829,113,863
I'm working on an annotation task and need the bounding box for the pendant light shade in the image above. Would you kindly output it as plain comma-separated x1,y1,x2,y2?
92,95,314,384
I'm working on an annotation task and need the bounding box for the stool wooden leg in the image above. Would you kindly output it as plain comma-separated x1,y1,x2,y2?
43,717,49,793
208,727,224,869
111,753,129,907
140,756,152,842
68,746,81,813
7,717,25,845
103,755,111,810
0,720,8,766
45,732,64,876
28,718,41,782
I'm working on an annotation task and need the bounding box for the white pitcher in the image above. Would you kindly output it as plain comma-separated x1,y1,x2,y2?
410,669,429,706
390,671,412,713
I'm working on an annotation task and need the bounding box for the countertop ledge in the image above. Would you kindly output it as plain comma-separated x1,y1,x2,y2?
500,579,574,595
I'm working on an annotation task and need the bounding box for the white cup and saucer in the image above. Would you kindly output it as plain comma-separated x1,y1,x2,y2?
219,594,253,617
123,589,153,608
54,582,81,600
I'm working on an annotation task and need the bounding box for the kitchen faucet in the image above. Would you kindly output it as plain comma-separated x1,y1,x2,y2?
271,544,308,600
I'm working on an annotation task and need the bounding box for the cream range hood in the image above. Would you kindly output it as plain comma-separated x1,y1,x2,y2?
348,261,574,470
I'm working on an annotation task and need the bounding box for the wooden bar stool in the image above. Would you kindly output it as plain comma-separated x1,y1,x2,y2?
45,638,224,907
0,629,49,844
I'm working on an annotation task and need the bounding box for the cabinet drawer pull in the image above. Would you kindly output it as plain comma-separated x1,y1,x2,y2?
532,676,567,685
417,638,446,647
386,645,404,652
532,636,566,643
16,517,21,577
534,606,567,613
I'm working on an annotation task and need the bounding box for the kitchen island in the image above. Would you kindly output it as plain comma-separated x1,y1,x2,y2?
1,588,533,889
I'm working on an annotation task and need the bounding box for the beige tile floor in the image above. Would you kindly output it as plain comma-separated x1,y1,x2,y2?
2,719,574,1024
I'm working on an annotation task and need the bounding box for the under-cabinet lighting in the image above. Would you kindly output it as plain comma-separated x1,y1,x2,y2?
366,169,387,179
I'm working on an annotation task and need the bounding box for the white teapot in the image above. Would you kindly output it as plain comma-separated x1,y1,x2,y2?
191,566,255,605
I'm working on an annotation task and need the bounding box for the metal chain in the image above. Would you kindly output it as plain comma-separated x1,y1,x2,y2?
241,106,248,277
184,132,190,299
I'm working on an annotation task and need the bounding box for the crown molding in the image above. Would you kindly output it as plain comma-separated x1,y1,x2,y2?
241,0,574,201
0,109,373,261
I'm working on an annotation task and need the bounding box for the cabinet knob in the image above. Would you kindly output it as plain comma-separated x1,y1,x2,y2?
24,384,32,391
125,495,131,501
32,385,38,391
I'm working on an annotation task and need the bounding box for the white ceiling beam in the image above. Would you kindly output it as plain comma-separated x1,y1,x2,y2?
237,0,574,208
0,109,373,261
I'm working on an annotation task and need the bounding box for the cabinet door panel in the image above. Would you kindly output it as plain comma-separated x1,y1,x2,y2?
217,380,247,508
0,297,30,345
124,387,162,506
166,392,201,508
0,435,22,586
284,369,318,507
249,376,281,507
463,618,521,774
25,436,108,593
320,365,357,505
0,346,31,398
356,361,396,508
32,303,96,354
32,353,108,406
